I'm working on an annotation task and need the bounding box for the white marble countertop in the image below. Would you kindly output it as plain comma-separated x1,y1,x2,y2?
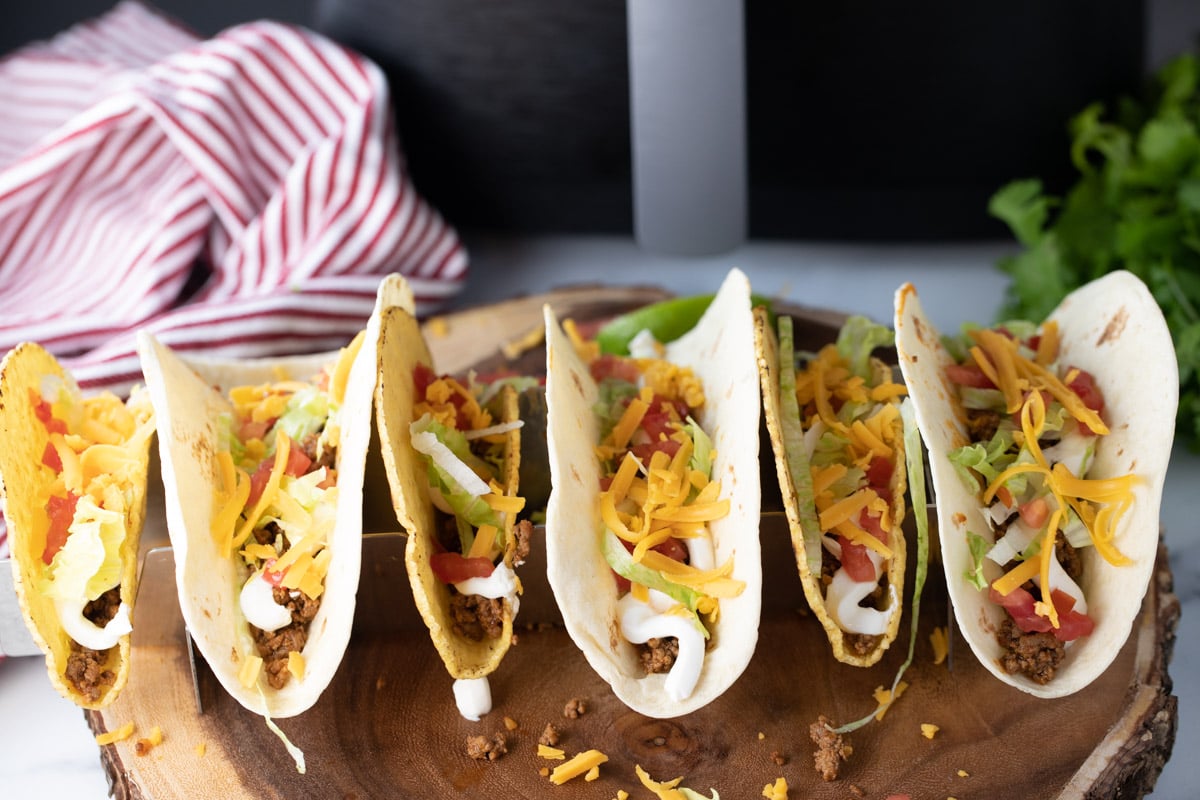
1,234,1196,798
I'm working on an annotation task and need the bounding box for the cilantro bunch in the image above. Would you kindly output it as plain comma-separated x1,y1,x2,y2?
989,53,1200,446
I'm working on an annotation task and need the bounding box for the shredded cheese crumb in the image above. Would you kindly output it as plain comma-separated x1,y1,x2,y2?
287,651,306,682
930,626,949,666
757,731,765,740
95,722,135,745
957,770,970,778
921,723,940,740
550,750,609,785
426,316,449,338
616,792,630,800
503,716,519,732
539,767,550,777
538,744,566,760
135,726,164,756
238,654,264,689
585,765,601,782
872,681,909,721
762,777,789,800
195,742,208,757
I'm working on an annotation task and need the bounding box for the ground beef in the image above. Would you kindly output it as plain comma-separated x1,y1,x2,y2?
966,408,1002,443
809,715,851,782
539,723,560,747
511,519,533,564
771,750,788,766
843,632,881,657
252,588,322,689
563,697,588,719
449,592,505,641
298,432,337,472
253,520,282,547
639,637,678,674
466,732,508,761
64,587,122,702
820,546,838,586
1056,532,1083,583
65,645,115,703
996,618,1065,684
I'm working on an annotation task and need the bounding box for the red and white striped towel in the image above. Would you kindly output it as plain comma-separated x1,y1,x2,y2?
0,2,469,558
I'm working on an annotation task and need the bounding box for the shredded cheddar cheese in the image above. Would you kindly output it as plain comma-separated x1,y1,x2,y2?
921,723,940,740
549,750,609,785
238,655,264,689
538,744,566,760
95,722,135,745
287,651,306,682
872,681,909,721
930,626,949,666
762,777,789,800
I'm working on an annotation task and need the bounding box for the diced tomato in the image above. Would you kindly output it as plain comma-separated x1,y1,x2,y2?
1026,334,1041,352
413,362,437,399
284,444,313,478
945,363,995,389
30,389,67,435
42,492,79,564
640,402,679,442
858,509,889,544
430,552,495,584
837,535,876,583
247,460,273,507
239,417,275,442
653,537,689,563
989,584,1052,633
865,456,893,493
995,484,1014,508
631,438,682,462
1018,497,1049,528
261,558,286,587
1067,367,1105,436
589,354,641,385
41,441,62,472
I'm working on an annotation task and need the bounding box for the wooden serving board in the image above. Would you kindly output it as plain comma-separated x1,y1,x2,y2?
86,287,1179,799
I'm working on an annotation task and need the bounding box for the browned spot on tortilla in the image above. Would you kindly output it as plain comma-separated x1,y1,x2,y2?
952,513,967,526
203,609,212,619
909,354,919,363
569,464,581,485
913,315,931,346
570,368,584,396
609,617,620,651
1097,306,1129,346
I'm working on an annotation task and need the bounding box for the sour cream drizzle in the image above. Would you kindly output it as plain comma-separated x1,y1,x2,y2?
616,590,705,702
453,677,492,720
55,597,132,651
240,570,292,632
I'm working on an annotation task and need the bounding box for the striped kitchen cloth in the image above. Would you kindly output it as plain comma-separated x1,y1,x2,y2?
0,1,469,557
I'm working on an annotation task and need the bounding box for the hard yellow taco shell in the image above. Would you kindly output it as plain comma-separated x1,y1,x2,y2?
0,343,153,708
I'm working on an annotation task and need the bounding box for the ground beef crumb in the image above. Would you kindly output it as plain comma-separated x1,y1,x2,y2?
64,645,115,703
771,750,788,766
843,632,881,657
252,587,322,689
966,408,1002,444
809,715,851,782
83,587,121,627
511,519,534,564
563,698,588,719
466,733,508,761
639,637,678,674
1056,532,1083,582
539,723,560,747
997,618,1065,684
450,592,505,641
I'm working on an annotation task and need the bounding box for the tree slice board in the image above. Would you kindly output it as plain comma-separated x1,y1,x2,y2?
84,286,1179,799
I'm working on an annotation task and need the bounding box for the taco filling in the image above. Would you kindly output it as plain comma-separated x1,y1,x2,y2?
409,363,529,645
942,319,1133,684
771,315,909,663
568,324,744,702
211,334,364,691
24,374,153,703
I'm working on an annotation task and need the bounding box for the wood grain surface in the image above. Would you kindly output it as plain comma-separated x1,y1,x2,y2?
84,286,1179,799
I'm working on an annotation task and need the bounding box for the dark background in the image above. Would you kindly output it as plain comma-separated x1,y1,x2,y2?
3,1,1198,241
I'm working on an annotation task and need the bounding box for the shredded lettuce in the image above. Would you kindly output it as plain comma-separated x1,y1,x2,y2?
275,386,331,446
835,315,895,381
41,495,125,601
776,316,823,576
411,414,504,540
601,529,709,639
948,428,1017,493
593,378,639,441
959,386,1006,411
687,417,714,478
964,531,991,591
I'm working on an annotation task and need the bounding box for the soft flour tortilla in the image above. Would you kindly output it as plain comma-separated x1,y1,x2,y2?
373,278,522,680
0,343,153,708
542,267,762,719
754,310,907,667
135,281,394,718
895,271,1177,697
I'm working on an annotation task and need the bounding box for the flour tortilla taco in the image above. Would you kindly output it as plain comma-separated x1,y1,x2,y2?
135,285,389,722
373,275,532,720
542,267,761,719
0,344,154,708
895,270,1176,697
755,312,909,667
